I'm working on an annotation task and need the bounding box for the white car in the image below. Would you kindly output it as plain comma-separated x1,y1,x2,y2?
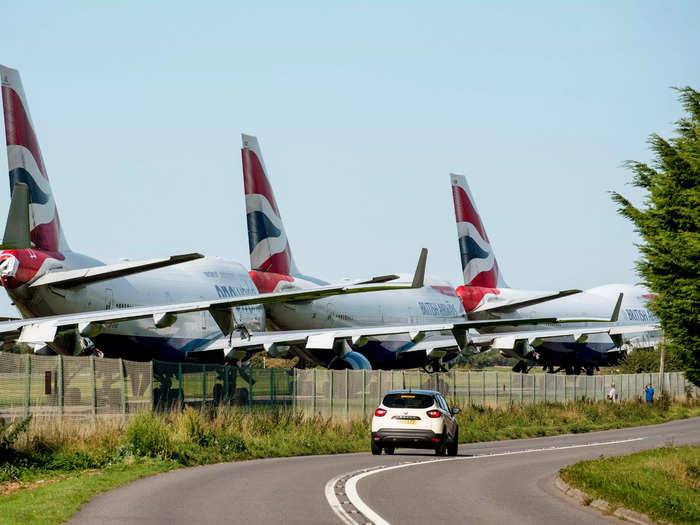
371,389,460,456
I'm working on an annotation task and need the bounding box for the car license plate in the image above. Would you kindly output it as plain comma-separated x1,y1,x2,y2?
399,419,418,425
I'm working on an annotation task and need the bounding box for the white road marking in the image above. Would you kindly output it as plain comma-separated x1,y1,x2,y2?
326,437,645,525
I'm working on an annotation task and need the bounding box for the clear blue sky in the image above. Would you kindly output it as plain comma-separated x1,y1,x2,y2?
0,1,698,316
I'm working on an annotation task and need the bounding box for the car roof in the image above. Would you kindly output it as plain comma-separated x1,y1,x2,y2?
384,389,440,396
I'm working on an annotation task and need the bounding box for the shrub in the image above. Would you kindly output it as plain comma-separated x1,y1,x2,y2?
123,412,173,458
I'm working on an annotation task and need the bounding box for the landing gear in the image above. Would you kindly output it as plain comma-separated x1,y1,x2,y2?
512,360,529,373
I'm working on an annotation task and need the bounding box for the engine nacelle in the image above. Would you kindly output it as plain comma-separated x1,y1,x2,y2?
329,351,372,370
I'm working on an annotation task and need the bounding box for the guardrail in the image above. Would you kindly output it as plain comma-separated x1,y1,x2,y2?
0,352,695,422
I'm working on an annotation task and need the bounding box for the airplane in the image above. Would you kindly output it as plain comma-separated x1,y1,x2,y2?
0,65,423,364
449,173,661,374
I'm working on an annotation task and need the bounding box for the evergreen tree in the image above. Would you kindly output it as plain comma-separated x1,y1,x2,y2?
611,87,700,386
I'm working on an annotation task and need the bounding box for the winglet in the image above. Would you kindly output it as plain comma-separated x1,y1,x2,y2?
411,248,427,288
610,293,624,322
1,183,30,249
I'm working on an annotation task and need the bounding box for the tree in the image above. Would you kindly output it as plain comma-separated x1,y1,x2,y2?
611,87,700,386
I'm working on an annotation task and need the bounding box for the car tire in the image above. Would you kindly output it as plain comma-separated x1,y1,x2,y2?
384,447,395,455
447,428,459,456
371,440,382,455
434,434,446,456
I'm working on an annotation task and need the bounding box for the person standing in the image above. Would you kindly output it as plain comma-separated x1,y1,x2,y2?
608,383,618,402
644,384,655,403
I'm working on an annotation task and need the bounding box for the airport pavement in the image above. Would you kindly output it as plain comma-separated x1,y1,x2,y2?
69,417,700,525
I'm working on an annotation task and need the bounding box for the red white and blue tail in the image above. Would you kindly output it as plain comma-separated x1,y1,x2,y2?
1,66,68,253
450,173,506,288
241,134,298,275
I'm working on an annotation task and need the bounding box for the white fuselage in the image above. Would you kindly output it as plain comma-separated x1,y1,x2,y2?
5,250,265,361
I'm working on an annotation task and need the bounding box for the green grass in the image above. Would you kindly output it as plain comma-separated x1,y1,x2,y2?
0,400,697,525
0,459,175,525
561,446,700,525
454,398,700,442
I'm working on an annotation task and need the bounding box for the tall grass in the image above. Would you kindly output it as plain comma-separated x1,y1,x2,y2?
1,398,697,484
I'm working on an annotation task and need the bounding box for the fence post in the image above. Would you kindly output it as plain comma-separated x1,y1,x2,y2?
452,370,456,404
573,375,577,401
543,373,547,402
119,358,126,423
150,360,154,410
270,367,274,405
362,370,366,419
90,355,96,419
312,368,317,414
224,366,229,406
201,364,206,411
482,371,486,405
533,374,536,403
495,374,499,405
57,355,63,418
520,373,524,404
344,369,349,420
467,372,471,405
378,369,383,405
329,370,334,418
292,368,297,412
23,353,30,419
509,373,512,404
248,367,253,410
176,362,183,407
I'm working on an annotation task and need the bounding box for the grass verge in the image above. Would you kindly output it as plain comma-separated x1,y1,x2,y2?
0,399,697,525
560,446,700,525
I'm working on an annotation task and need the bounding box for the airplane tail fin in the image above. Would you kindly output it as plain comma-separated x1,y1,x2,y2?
450,173,507,288
241,134,298,275
1,66,69,253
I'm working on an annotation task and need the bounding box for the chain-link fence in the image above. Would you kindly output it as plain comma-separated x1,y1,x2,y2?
294,369,698,420
1,352,697,422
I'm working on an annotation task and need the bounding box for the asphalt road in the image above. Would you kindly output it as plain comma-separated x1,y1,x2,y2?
70,417,700,525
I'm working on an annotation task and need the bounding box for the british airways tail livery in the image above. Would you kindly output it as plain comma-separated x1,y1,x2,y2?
2,66,68,254
449,172,661,375
450,174,506,289
241,134,298,276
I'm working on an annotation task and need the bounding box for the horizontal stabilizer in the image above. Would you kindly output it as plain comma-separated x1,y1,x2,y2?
473,289,582,313
29,253,205,288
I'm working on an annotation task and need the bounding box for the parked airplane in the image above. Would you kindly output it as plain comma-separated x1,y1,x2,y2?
450,173,661,374
0,65,421,363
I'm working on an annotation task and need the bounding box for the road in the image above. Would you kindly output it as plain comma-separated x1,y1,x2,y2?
69,417,700,524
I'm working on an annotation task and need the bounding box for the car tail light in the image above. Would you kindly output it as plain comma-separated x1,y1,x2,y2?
375,408,387,417
426,409,441,418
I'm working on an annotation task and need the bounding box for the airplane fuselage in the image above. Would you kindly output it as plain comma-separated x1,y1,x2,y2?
0,248,265,361
457,283,660,368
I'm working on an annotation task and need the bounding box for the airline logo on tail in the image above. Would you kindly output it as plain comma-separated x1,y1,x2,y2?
241,134,297,276
1,66,67,255
450,174,504,288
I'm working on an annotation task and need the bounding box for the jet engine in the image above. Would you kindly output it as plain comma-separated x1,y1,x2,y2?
328,351,372,370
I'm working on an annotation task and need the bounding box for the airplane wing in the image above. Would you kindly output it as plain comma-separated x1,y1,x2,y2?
471,323,662,350
196,315,614,358
472,289,582,313
4,279,421,344
28,253,205,288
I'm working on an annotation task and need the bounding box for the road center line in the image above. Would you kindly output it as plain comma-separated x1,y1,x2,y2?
326,437,645,525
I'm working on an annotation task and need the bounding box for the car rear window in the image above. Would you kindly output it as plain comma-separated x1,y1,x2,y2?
383,393,434,409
